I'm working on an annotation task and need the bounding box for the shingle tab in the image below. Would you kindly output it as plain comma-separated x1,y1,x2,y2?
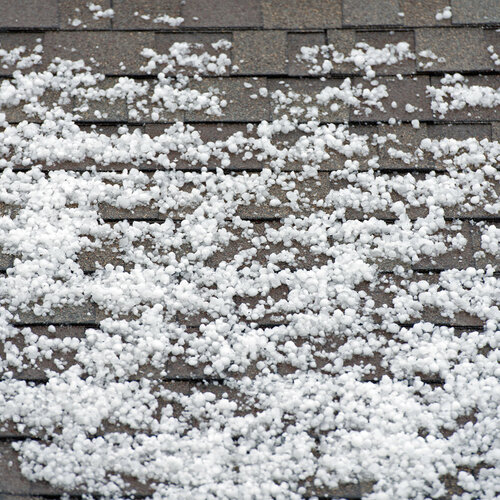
287,32,327,76
451,0,500,25
58,0,113,30
342,0,403,27
402,0,452,27
233,31,287,75
429,75,500,121
154,32,233,76
0,85,69,124
351,76,433,122
415,28,491,72
377,123,429,169
484,28,500,64
173,123,262,170
0,443,63,494
181,0,263,28
472,221,500,268
268,78,350,123
185,77,270,122
43,32,156,75
356,30,416,75
13,304,96,325
326,29,357,73
72,78,128,122
0,0,58,28
262,0,342,29
492,122,500,141
0,33,43,76
427,123,492,140
112,0,181,29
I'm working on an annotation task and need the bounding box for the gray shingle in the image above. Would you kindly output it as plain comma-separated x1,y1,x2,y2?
237,172,334,218
98,201,163,220
154,32,233,76
72,78,128,122
0,251,13,270
484,28,500,65
451,0,500,24
302,481,362,500
233,31,287,75
492,122,500,141
326,29,357,74
181,0,263,28
43,32,156,75
0,325,88,381
269,78,350,123
429,75,500,121
262,0,342,29
0,443,64,494
0,84,69,124
0,0,58,28
415,28,491,72
343,0,403,27
427,123,492,140
402,0,452,27
413,221,475,270
273,124,377,172
172,123,263,170
112,0,181,29
58,0,113,30
355,30,417,75
185,77,271,122
351,76,433,122
288,32,327,76
377,123,429,169
0,33,43,76
472,221,499,268
13,304,96,325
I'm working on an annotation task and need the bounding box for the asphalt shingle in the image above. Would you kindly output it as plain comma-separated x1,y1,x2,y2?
269,78,350,122
72,78,129,122
13,304,97,325
287,32,327,76
262,0,342,29
58,0,113,30
492,122,500,141
430,75,500,121
181,0,263,28
377,123,429,169
326,29,357,73
451,0,500,25
0,0,58,29
402,0,452,27
185,77,271,122
43,32,156,75
0,33,43,76
355,30,417,75
0,443,63,494
342,0,403,27
154,32,233,76
233,31,287,75
415,28,492,72
112,0,182,29
351,76,433,122
427,123,492,140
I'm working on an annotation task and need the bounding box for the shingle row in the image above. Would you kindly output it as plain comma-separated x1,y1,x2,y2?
1,0,499,30
1,28,498,77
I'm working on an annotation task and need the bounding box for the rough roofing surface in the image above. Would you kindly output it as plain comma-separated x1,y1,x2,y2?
0,1,499,499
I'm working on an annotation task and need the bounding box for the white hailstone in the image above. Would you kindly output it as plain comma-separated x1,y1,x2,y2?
436,6,452,21
0,34,498,500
